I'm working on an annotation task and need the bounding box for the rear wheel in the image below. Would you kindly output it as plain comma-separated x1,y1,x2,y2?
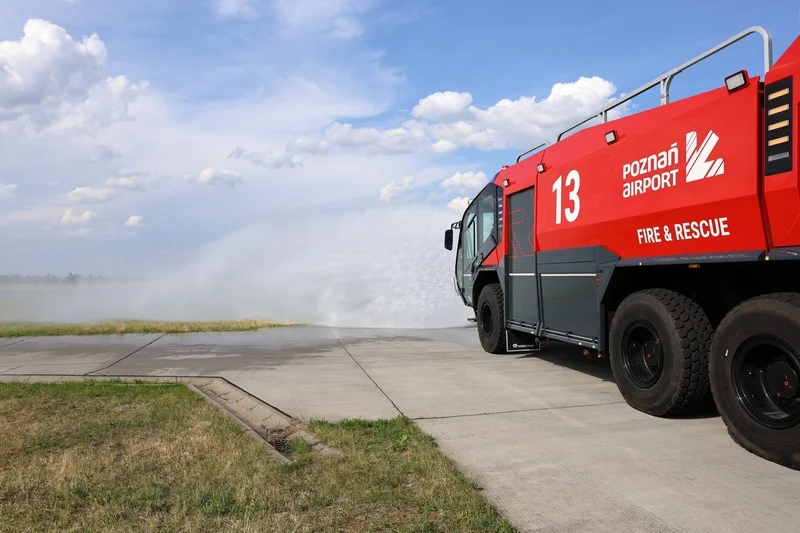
609,289,713,417
476,283,506,354
710,293,800,469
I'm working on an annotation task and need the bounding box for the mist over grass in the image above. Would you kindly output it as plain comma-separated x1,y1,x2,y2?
1,206,472,329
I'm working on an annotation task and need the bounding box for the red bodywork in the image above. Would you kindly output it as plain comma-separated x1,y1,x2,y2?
485,36,800,266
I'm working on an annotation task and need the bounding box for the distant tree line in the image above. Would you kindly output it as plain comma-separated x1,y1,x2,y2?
0,273,144,284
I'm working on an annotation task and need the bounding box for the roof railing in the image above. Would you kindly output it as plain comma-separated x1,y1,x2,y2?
515,142,548,163
514,25,774,163
556,26,772,142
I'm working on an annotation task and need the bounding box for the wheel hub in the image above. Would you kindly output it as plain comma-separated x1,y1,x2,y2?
621,321,663,389
766,361,798,399
480,303,494,336
643,339,662,369
733,335,800,429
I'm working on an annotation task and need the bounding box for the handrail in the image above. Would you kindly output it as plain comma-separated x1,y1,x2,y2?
516,142,548,163
556,25,773,142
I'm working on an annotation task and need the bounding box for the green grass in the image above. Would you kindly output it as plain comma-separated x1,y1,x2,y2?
0,319,293,338
0,380,516,532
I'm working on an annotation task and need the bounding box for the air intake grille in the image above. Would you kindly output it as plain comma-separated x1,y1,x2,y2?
765,76,793,176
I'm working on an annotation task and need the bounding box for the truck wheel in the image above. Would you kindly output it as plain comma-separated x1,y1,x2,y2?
476,283,506,354
710,293,800,469
609,289,713,417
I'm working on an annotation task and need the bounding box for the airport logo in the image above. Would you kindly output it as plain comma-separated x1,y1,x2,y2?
686,130,725,183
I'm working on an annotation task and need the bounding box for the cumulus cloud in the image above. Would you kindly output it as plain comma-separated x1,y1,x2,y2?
125,215,142,227
185,167,243,187
67,186,115,203
440,171,487,190
379,176,415,201
241,76,622,165
412,91,473,122
0,183,18,198
447,196,471,214
60,207,95,225
228,138,328,169
0,19,147,135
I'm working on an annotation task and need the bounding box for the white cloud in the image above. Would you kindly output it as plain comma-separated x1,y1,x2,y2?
60,207,95,225
379,176,415,201
67,186,116,203
0,19,147,135
270,0,369,40
432,139,457,153
447,196,471,214
259,76,622,163
0,183,18,198
412,91,473,122
216,0,257,18
185,167,243,187
228,138,327,169
440,171,487,190
125,215,142,227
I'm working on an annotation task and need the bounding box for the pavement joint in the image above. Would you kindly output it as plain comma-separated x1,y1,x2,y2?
84,334,169,376
0,365,23,375
0,337,33,349
337,339,405,418
412,400,628,421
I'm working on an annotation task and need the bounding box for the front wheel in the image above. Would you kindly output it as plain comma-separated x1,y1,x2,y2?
476,283,506,354
710,293,800,470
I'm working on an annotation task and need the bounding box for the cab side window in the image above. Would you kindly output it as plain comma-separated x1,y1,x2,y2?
476,185,498,250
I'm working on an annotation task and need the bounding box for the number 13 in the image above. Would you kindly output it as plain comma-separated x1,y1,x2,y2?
552,169,581,225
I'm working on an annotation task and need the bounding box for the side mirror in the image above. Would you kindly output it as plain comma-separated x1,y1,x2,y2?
444,229,454,250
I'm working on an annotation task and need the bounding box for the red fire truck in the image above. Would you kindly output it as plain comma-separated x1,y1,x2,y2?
444,26,800,468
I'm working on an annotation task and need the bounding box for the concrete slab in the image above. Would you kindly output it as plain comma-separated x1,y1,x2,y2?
0,337,32,349
418,401,800,533
222,347,400,421
352,340,621,419
0,334,162,372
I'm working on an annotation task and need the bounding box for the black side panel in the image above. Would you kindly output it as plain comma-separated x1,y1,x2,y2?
506,187,539,329
538,246,618,345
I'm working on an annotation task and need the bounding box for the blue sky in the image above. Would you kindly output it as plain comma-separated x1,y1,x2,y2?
0,0,799,276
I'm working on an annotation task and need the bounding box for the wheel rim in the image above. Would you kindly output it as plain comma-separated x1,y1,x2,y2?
732,335,800,430
480,303,494,337
621,320,663,388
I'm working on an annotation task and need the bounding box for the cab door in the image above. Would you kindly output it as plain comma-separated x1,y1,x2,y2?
457,204,478,306
457,183,500,307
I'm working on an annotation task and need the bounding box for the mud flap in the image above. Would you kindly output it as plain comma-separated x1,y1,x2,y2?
506,328,540,353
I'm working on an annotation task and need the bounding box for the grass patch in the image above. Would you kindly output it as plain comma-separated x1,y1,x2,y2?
0,380,515,532
0,319,293,338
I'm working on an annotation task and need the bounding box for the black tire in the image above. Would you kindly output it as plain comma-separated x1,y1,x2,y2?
609,289,713,417
710,293,800,470
476,283,506,354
